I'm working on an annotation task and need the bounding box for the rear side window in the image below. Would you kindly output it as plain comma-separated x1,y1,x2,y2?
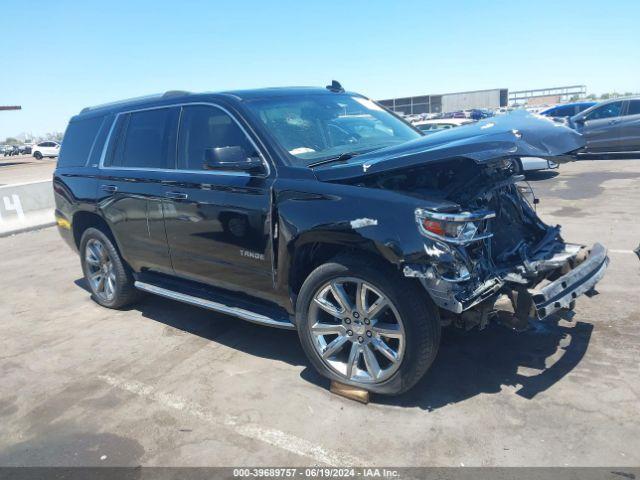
107,107,178,169
58,116,104,167
626,100,640,116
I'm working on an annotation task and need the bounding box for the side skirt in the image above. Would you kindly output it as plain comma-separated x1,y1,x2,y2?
134,281,296,330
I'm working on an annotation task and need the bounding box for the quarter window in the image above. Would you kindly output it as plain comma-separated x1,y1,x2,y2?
586,102,623,121
58,116,104,167
177,105,257,171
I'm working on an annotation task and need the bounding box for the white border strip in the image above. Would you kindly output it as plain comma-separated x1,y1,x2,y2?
0,179,52,189
99,374,365,466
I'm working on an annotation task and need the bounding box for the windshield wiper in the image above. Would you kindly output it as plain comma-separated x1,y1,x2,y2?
308,151,360,168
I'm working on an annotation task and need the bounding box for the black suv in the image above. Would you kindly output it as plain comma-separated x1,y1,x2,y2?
54,84,608,395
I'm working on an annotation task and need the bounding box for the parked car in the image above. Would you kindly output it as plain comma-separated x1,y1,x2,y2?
442,110,467,119
413,118,472,134
3,145,19,156
32,141,60,159
569,97,640,154
540,102,597,119
468,109,493,120
19,144,33,155
54,86,608,395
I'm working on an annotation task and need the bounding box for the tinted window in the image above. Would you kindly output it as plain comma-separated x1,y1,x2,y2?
109,108,176,169
58,116,104,167
552,105,574,117
586,102,623,120
177,105,257,171
626,100,640,116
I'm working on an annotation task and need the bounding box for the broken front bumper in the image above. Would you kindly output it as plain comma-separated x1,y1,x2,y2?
530,243,609,319
407,242,609,319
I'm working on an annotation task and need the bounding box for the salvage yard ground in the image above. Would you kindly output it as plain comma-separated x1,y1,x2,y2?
0,155,56,185
0,159,639,467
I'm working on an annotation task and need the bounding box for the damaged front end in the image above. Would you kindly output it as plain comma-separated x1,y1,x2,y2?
315,111,608,329
401,158,608,329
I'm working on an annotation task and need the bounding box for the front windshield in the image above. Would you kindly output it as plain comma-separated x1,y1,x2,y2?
245,94,421,166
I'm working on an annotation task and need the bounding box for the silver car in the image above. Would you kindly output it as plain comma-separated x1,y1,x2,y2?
570,97,640,154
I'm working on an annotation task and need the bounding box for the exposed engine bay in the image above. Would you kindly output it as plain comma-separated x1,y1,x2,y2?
355,156,609,330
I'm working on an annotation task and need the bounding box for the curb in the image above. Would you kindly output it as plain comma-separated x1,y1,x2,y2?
0,180,55,237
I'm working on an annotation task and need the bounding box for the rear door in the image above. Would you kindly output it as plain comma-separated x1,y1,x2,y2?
161,103,276,300
617,99,640,152
580,101,624,152
98,106,179,273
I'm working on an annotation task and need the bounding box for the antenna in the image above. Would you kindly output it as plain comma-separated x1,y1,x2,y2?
326,80,344,93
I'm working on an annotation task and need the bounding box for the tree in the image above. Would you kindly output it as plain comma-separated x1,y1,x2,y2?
4,137,18,145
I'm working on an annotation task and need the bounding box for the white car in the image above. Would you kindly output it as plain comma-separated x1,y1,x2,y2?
32,141,60,159
413,118,473,134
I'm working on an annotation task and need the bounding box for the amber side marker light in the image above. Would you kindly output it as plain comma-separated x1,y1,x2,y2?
56,216,71,230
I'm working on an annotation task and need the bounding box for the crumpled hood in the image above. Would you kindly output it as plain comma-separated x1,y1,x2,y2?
314,110,585,181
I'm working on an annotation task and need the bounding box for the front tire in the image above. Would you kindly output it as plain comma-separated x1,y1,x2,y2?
33,151,43,160
80,227,139,309
296,254,441,395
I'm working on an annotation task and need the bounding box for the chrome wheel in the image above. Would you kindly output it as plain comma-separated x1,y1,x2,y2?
84,238,116,302
307,277,405,384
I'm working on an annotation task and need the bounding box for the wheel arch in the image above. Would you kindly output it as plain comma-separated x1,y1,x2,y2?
72,211,114,249
287,233,403,309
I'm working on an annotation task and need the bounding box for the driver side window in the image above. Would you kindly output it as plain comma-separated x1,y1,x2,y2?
586,102,623,121
177,105,257,171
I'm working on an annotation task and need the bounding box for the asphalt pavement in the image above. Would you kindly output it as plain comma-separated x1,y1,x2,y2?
0,159,638,467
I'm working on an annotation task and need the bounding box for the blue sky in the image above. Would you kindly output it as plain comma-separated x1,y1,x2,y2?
1,0,638,138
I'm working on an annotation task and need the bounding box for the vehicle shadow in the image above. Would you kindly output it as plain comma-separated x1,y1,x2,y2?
75,278,592,410
375,312,593,410
524,170,559,181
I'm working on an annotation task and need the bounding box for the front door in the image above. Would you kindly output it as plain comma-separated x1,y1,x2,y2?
161,104,276,301
580,101,624,152
618,99,640,152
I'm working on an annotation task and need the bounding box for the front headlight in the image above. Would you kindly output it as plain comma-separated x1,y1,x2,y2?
415,208,495,244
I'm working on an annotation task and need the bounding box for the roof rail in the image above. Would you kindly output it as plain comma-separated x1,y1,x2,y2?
79,90,191,114
162,90,191,98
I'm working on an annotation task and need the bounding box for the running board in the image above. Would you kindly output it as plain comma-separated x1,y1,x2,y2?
134,281,296,330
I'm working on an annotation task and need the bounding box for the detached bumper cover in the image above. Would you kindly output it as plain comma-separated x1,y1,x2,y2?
530,243,609,319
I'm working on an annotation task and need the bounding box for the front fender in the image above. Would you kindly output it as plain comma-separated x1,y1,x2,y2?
273,177,447,297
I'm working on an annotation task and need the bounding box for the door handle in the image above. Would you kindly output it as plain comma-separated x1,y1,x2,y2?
100,184,118,193
165,191,188,200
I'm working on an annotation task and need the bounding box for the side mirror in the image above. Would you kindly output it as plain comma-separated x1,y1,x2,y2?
204,146,264,173
573,117,585,125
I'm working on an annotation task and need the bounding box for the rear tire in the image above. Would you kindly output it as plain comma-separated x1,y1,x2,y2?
296,254,441,395
80,227,139,309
